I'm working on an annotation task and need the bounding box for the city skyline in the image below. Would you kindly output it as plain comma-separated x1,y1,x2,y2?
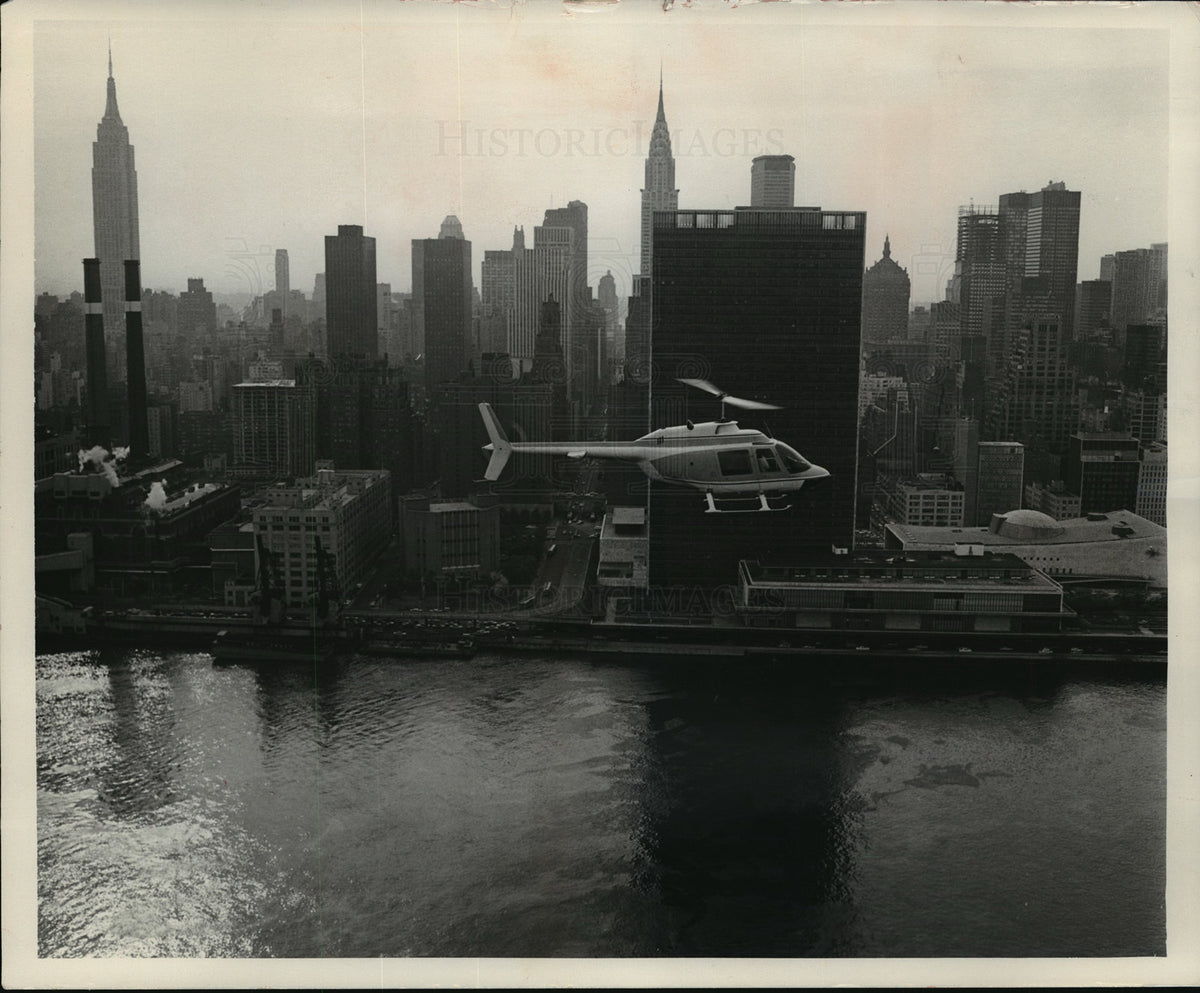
30,3,1173,309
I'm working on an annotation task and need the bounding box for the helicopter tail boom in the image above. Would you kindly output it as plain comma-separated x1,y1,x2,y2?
479,403,513,480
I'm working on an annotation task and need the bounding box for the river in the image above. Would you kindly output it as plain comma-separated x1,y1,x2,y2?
35,647,1165,958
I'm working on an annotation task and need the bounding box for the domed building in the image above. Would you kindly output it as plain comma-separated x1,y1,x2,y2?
862,236,911,343
988,508,1065,542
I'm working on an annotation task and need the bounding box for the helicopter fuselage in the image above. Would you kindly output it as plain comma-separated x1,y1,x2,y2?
631,421,825,495
477,403,829,512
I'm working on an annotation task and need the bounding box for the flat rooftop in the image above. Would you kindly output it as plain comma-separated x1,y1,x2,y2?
611,506,646,527
889,510,1162,547
741,550,1061,592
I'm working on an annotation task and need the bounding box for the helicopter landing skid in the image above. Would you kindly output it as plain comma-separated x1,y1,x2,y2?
703,491,791,514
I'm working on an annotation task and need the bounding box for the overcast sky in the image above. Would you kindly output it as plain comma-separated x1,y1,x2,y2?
31,1,1172,308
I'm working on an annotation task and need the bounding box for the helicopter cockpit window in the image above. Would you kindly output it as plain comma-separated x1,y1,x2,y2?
717,448,753,476
755,448,781,473
776,445,811,474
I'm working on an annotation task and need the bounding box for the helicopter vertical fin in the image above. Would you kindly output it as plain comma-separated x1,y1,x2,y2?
479,403,512,480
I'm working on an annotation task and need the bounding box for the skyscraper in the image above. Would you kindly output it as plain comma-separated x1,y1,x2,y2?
543,201,588,314
749,155,796,209
1063,432,1140,514
177,278,217,336
861,236,911,343
639,79,678,278
649,206,866,588
1123,324,1167,393
998,181,1081,343
976,441,1025,524
542,201,591,415
1110,244,1168,347
92,47,140,370
275,250,290,318
1075,279,1112,341
597,270,619,378
412,217,473,391
325,225,378,360
954,206,1006,352
231,380,314,477
481,227,539,370
986,319,1079,472
533,224,573,361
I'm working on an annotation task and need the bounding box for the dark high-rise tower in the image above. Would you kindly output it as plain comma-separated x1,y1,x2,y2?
639,77,678,278
325,225,378,360
649,206,866,588
413,216,473,392
92,47,140,367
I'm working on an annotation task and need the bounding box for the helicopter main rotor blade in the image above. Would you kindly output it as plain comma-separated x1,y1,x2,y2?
676,377,723,397
723,396,783,411
677,377,783,410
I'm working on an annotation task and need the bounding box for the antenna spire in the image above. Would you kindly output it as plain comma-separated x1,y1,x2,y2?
108,38,113,78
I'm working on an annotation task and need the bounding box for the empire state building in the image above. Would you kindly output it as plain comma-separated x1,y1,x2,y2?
92,49,140,375
639,78,678,277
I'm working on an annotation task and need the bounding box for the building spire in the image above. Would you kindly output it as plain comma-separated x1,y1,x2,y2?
103,45,121,122
883,234,891,259
656,65,665,124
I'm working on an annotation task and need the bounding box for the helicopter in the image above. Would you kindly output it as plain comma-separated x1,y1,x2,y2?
478,378,829,513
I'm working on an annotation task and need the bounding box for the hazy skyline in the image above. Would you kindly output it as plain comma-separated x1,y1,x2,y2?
32,2,1171,310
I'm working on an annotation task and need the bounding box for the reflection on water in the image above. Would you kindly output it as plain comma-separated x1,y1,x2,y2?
36,650,1165,958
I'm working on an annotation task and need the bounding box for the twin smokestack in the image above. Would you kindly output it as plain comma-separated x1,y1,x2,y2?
82,257,148,463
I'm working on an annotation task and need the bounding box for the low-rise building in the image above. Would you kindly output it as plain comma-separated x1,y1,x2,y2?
208,518,258,605
400,496,500,579
736,549,1066,633
881,473,965,527
1023,480,1082,521
253,468,392,606
596,506,649,589
885,508,1165,587
35,460,240,598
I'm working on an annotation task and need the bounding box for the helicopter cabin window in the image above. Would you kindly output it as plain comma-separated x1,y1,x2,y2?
717,448,753,476
776,446,811,474
755,447,781,473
